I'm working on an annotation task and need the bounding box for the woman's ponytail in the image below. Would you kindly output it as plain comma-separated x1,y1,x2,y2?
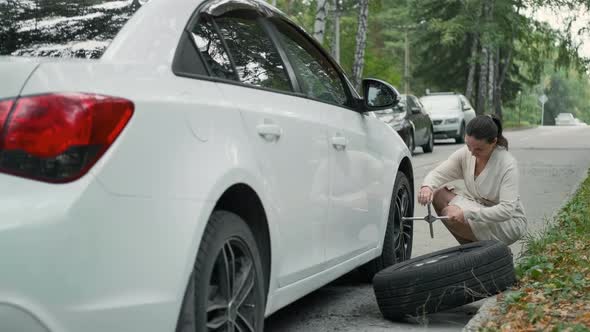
490,114,509,150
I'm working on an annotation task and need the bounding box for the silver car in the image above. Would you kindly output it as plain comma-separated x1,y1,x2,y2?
420,93,476,143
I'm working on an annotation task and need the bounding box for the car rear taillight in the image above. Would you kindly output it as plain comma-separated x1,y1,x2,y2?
0,93,133,183
0,99,13,128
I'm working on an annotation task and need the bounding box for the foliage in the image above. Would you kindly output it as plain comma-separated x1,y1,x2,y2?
481,171,590,331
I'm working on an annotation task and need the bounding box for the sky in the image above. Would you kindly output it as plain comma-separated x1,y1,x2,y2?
528,5,590,58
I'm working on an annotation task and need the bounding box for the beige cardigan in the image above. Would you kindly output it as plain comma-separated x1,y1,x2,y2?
422,146,527,227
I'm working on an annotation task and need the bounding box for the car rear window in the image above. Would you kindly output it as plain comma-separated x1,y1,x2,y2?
0,0,144,58
420,95,460,111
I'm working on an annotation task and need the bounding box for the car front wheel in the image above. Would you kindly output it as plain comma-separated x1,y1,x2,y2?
176,211,266,332
422,129,434,153
455,122,465,144
360,171,413,281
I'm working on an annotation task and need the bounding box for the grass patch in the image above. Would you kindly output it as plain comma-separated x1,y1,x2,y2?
504,120,534,129
481,170,590,331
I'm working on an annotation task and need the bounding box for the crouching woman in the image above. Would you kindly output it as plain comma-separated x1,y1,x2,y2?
418,114,527,245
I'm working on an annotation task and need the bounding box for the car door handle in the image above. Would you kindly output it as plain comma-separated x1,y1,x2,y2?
256,123,282,141
331,135,347,150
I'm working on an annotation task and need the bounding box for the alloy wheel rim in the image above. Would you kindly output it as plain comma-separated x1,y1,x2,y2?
392,184,412,261
206,238,260,332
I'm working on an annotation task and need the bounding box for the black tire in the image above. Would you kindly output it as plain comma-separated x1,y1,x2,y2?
422,129,434,153
176,211,266,332
407,132,415,153
359,171,413,281
373,240,515,321
455,122,465,144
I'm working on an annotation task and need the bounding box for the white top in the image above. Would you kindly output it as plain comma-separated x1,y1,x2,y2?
422,146,527,226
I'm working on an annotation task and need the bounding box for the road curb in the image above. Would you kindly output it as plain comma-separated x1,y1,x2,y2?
462,167,589,331
462,296,498,331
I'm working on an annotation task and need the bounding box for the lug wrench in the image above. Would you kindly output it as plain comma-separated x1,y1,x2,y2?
402,203,448,238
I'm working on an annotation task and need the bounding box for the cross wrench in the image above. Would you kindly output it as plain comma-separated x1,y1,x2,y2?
402,203,449,238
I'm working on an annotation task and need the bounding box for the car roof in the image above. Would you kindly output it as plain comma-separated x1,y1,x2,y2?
102,0,287,64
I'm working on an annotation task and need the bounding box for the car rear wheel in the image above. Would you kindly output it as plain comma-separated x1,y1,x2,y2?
176,211,266,332
359,171,413,281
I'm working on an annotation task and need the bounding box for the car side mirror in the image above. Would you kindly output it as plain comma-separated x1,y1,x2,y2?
411,106,421,114
362,78,400,112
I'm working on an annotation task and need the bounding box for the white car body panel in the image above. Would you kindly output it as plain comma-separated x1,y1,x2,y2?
216,83,329,287
0,0,413,330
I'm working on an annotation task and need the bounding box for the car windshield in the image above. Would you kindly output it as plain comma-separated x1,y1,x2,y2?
0,1,144,58
420,95,460,112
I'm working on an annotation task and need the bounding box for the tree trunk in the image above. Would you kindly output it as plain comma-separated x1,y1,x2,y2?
285,0,293,15
477,0,492,115
495,45,513,119
313,0,329,44
487,47,495,112
272,0,277,6
465,1,483,103
477,46,488,115
352,0,369,90
494,48,502,119
465,34,478,102
486,0,495,112
331,0,341,63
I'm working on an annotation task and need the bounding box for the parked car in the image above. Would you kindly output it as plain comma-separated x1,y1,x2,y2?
420,92,476,143
555,112,578,126
374,94,434,153
0,1,416,331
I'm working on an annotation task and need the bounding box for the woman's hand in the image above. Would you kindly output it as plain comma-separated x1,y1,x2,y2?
445,205,465,224
418,186,433,205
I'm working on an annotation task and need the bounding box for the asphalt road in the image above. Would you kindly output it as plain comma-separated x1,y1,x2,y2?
264,125,590,332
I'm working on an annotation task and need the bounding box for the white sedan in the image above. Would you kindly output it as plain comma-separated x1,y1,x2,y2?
0,0,415,331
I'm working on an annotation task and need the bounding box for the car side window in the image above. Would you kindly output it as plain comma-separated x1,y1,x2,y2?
270,18,350,107
190,16,236,80
214,12,292,92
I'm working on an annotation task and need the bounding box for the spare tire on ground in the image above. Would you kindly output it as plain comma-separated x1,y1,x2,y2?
373,240,516,321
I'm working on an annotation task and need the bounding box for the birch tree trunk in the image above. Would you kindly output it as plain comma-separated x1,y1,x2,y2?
495,43,513,119
272,0,277,6
352,0,369,90
477,46,488,115
487,48,495,111
476,0,491,115
465,35,478,102
494,47,502,119
465,1,483,103
285,0,293,15
313,0,328,43
331,0,341,63
486,0,495,112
